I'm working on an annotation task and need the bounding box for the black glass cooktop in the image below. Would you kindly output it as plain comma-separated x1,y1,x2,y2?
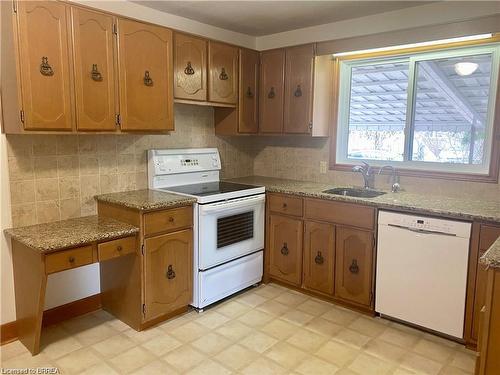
163,182,260,197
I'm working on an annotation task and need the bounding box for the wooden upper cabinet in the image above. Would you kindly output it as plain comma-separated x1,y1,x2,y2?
238,48,259,133
284,44,315,134
335,226,374,307
259,49,285,133
71,7,117,131
15,1,73,131
117,19,173,132
268,214,303,286
144,229,193,320
303,221,335,295
174,33,207,101
208,42,238,104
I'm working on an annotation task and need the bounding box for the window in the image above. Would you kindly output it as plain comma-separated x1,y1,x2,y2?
335,44,500,177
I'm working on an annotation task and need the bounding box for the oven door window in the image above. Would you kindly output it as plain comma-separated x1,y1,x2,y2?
217,211,254,248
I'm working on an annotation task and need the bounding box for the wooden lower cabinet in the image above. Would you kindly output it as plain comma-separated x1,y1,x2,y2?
465,224,500,348
98,201,193,329
144,229,193,320
476,266,500,375
268,214,303,286
265,193,376,313
335,226,374,307
303,221,335,295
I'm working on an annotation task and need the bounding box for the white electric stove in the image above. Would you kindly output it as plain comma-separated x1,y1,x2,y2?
148,148,265,310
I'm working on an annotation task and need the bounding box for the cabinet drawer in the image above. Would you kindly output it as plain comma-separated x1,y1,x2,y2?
305,198,375,230
479,225,500,251
98,236,137,262
45,246,94,274
144,206,193,236
268,194,303,217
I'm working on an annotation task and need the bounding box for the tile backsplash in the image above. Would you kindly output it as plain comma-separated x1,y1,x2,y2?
250,136,500,201
6,104,499,227
6,104,256,227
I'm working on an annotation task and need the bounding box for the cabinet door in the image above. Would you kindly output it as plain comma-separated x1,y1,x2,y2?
335,226,374,307
303,221,335,295
71,7,117,131
268,215,303,286
259,49,285,133
16,1,73,130
284,44,314,134
144,229,193,320
472,225,500,341
117,19,173,131
238,49,259,133
174,33,207,101
208,41,238,104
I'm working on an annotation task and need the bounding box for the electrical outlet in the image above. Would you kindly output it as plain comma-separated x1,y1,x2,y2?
320,161,327,174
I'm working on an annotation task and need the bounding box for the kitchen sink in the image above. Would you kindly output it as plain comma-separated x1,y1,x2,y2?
322,187,386,198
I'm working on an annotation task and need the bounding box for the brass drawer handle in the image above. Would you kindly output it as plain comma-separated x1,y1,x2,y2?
246,86,254,98
166,265,176,279
184,61,195,75
219,67,229,80
116,245,123,252
349,259,359,274
168,217,175,223
68,256,75,263
315,251,324,265
143,70,153,86
282,203,287,209
40,56,54,76
294,84,302,97
91,64,103,81
268,87,275,99
280,242,289,256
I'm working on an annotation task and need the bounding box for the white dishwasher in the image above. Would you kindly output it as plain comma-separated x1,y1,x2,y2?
376,211,471,339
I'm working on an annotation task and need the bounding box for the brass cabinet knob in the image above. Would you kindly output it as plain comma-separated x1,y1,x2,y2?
143,70,153,86
280,242,289,256
116,245,123,252
219,67,229,80
168,217,174,223
40,56,54,76
68,256,75,263
166,265,176,279
184,61,195,75
91,64,103,81
315,251,324,265
349,259,359,274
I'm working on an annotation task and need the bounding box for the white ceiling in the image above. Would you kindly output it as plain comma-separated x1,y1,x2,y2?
132,1,428,36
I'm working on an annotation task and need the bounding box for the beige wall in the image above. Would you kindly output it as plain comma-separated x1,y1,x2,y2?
251,136,500,200
6,104,255,228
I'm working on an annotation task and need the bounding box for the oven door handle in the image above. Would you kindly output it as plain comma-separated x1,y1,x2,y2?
200,194,265,214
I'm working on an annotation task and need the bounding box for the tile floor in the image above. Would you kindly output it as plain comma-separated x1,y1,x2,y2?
1,283,477,374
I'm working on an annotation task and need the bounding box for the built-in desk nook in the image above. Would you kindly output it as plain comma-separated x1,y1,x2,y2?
4,190,196,356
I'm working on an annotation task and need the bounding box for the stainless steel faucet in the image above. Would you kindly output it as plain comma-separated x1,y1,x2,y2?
352,162,374,189
378,165,401,192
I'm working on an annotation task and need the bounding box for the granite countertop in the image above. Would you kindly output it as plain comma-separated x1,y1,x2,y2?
4,216,139,253
227,175,500,223
95,189,197,211
481,237,500,269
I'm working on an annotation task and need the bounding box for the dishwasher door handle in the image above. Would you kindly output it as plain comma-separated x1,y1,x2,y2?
387,223,457,237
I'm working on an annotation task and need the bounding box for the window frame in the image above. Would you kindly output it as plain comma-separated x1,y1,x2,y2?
330,41,500,183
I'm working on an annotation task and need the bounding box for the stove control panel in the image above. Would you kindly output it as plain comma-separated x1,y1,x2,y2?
148,149,221,184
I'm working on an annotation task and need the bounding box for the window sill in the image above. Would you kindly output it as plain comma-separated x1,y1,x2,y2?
330,162,499,183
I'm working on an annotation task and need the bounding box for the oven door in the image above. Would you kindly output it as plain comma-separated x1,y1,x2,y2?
198,194,265,270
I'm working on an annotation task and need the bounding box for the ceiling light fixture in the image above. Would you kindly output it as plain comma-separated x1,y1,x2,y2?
332,33,493,57
454,62,479,76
